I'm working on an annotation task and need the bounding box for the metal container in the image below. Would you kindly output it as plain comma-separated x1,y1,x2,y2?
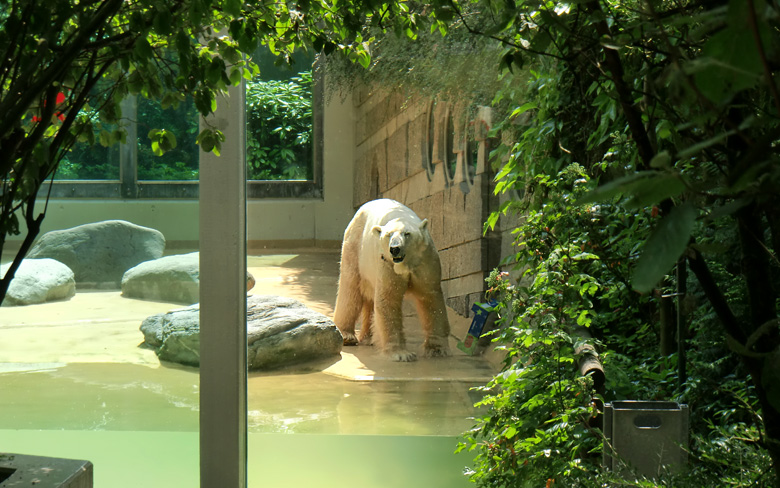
603,400,689,479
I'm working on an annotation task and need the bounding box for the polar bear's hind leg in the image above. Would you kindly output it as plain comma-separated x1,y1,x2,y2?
412,288,452,357
334,238,363,346
357,301,374,344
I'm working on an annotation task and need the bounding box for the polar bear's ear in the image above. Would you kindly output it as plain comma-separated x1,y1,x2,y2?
419,219,429,231
371,225,383,236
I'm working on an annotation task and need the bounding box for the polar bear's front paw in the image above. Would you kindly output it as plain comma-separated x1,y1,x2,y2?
424,343,451,357
390,350,418,362
423,338,452,357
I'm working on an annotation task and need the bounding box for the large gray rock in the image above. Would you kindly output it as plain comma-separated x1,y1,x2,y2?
1,258,76,306
122,252,255,304
122,252,199,304
27,220,165,287
140,295,343,370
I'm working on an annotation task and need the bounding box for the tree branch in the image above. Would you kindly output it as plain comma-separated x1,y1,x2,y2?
737,203,780,351
746,0,780,116
0,0,124,139
687,247,746,344
580,0,656,168
0,195,45,305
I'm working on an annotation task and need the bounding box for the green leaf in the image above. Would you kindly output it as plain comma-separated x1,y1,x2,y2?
504,426,517,439
705,198,751,221
511,102,536,119
153,7,173,35
677,131,732,159
223,0,242,17
196,129,215,152
631,202,697,293
99,130,112,147
356,51,370,69
649,150,671,169
207,58,225,85
133,37,154,62
624,173,686,209
176,31,191,54
577,171,684,207
163,130,177,150
693,26,762,103
196,128,225,155
484,211,499,233
229,68,243,85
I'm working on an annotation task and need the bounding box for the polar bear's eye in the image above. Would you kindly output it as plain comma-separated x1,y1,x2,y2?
403,232,411,238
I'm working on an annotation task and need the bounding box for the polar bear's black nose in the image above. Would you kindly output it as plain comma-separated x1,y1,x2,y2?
390,246,401,257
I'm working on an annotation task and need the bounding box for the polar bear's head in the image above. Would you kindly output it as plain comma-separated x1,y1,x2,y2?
372,218,429,264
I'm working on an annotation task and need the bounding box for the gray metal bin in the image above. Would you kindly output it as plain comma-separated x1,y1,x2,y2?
603,400,689,479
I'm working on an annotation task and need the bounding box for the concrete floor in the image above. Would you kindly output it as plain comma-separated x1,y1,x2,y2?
0,250,498,436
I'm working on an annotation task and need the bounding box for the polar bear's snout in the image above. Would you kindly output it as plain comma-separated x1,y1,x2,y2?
389,233,406,263
389,245,403,261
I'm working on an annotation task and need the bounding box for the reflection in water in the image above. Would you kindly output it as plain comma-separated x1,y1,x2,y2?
0,362,482,435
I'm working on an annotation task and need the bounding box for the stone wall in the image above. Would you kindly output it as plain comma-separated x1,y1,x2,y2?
351,87,504,317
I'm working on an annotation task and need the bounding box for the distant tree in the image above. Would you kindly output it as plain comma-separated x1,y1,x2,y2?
0,0,433,303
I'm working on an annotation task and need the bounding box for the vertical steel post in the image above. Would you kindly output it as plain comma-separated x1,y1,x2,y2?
199,80,247,488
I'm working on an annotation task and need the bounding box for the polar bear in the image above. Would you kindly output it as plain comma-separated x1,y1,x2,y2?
333,199,451,362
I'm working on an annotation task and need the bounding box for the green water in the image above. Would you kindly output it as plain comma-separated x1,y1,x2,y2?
1,431,472,487
0,363,479,487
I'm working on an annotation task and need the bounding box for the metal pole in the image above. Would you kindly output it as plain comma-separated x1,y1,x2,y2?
676,258,687,389
199,80,247,488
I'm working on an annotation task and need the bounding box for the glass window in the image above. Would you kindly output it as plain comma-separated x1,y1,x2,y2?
245,48,323,198
55,140,120,181
137,97,200,181
43,50,323,200
246,70,313,181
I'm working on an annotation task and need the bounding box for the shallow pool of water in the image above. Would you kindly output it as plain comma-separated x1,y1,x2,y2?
1,430,474,487
0,252,490,486
0,361,482,487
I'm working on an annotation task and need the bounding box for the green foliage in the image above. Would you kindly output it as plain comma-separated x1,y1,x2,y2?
56,145,120,180
460,0,780,484
51,69,313,181
246,71,312,180
137,96,199,180
324,3,505,105
461,165,658,487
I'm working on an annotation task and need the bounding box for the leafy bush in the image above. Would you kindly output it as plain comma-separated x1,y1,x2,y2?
456,0,780,484
460,164,658,487
246,70,312,180
56,144,119,180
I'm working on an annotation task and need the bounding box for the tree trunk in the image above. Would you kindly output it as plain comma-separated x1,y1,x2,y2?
0,197,44,306
736,204,780,484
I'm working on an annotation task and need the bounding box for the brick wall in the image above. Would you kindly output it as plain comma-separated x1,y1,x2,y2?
351,87,504,317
